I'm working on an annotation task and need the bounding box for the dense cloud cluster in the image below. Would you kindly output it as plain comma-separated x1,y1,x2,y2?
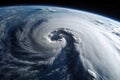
0,6,120,80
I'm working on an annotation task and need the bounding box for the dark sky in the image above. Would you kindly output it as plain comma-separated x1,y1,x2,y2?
0,0,120,21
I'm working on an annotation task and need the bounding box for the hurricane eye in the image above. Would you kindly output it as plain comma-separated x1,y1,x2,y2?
49,33,63,41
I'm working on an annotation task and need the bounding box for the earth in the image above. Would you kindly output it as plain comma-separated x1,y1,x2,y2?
0,6,120,80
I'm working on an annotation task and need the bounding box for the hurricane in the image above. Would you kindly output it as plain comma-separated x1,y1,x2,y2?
0,6,120,80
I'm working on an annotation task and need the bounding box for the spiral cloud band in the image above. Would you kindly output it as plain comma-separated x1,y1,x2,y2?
0,6,120,80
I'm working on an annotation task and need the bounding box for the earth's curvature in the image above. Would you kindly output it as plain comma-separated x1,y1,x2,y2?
0,6,120,80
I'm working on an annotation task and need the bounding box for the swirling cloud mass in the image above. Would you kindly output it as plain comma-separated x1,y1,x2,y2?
0,6,120,80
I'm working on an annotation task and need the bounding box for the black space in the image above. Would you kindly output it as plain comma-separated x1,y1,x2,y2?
0,0,120,21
